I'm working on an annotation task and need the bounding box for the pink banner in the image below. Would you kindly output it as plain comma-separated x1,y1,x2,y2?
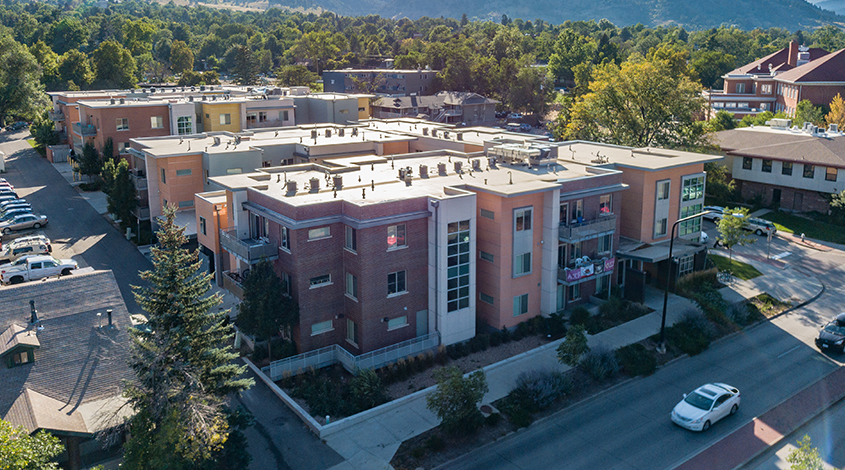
565,257,616,283
605,257,615,272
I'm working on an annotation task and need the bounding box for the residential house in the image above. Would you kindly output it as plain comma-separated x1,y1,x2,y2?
372,92,499,125
323,69,439,96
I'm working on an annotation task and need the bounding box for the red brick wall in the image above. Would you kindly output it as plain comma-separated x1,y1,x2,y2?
738,180,830,213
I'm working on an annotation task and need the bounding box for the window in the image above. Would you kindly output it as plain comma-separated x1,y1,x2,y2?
116,118,129,131
742,157,753,170
280,226,290,251
568,284,580,301
599,194,612,214
480,209,495,220
598,234,612,253
387,224,406,249
13,351,30,365
387,316,408,330
682,176,705,201
311,320,333,336
735,83,745,93
281,110,289,121
176,169,192,176
826,167,838,182
347,319,358,345
596,274,610,294
339,109,349,115
259,111,267,122
346,272,358,299
480,251,494,262
150,116,164,129
358,107,366,112
246,113,257,125
570,241,582,264
310,274,331,287
118,142,130,153
559,203,569,225
515,208,532,231
219,113,231,125
655,217,668,237
479,292,494,305
308,227,330,240
160,168,166,184
199,216,207,235
513,293,529,317
782,161,793,176
281,272,291,295
178,200,193,208
761,84,772,94
387,270,406,295
572,200,583,221
762,160,772,173
657,180,670,200
803,164,815,179
177,116,192,135
447,220,471,312
514,252,531,276
678,254,695,277
679,204,703,236
345,226,356,251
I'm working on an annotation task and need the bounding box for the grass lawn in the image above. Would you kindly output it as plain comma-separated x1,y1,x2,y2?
26,139,46,157
761,211,845,244
708,254,763,280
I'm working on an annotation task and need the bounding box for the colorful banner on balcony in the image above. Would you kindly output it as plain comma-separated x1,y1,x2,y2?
565,257,615,283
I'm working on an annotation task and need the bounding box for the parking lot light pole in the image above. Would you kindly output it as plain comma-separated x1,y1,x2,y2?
658,211,714,354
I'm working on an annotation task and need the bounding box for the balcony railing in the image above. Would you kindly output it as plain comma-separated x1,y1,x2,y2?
559,214,617,242
72,122,97,136
219,229,278,264
131,205,150,221
558,256,616,284
48,111,64,121
223,270,245,300
130,172,147,191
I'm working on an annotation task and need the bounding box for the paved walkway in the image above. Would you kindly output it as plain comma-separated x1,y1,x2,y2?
320,257,824,470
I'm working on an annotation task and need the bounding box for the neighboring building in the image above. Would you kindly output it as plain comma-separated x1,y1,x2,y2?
0,271,134,470
372,92,499,125
704,41,845,119
323,69,438,96
291,93,372,125
714,123,845,213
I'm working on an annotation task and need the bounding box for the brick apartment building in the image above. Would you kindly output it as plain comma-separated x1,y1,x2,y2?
704,41,845,119
323,69,439,96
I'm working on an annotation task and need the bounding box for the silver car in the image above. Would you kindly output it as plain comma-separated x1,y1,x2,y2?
0,214,48,233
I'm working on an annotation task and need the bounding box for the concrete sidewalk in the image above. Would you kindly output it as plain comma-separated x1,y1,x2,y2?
716,251,824,306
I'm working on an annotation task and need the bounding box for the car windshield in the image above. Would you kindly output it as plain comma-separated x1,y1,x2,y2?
684,392,714,411
824,322,845,336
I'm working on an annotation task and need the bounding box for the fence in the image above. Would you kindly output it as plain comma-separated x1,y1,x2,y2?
261,332,441,381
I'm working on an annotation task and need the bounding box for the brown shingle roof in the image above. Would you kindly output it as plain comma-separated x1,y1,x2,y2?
729,47,828,75
714,128,845,168
775,49,845,83
0,271,134,436
0,324,40,358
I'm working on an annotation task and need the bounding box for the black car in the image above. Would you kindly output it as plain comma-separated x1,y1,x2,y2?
815,313,845,352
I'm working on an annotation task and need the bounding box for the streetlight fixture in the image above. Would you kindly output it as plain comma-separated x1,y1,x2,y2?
657,210,716,354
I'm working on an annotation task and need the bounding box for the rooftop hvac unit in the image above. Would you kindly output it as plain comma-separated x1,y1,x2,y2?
119,98,125,104
399,168,406,179
110,98,115,105
309,177,320,192
405,173,412,186
457,133,463,141
352,128,358,136
437,162,446,175
422,128,429,136
311,130,318,139
488,157,498,168
338,128,345,137
454,161,462,173
830,124,839,133
431,129,438,137
326,129,332,138
443,131,449,139
419,164,428,178
213,137,221,146
472,159,481,171
333,176,343,189
286,180,297,194
200,85,206,91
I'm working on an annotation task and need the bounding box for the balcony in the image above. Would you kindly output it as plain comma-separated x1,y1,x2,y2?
558,256,616,285
219,229,278,264
131,205,150,221
48,110,64,121
443,109,462,117
222,270,245,300
72,122,97,137
559,214,617,242
130,171,147,191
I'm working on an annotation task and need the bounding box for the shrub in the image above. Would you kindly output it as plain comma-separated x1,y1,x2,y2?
350,369,390,412
615,344,657,377
426,435,445,452
512,326,525,341
468,336,483,353
727,304,749,324
501,401,533,429
580,346,620,381
569,306,591,326
516,321,532,338
425,367,489,435
530,315,546,335
500,326,512,343
546,312,567,339
625,302,651,321
484,412,502,426
676,268,718,297
509,369,572,412
410,447,425,459
666,309,715,356
557,324,590,367
435,345,449,365
599,295,626,322
489,330,502,347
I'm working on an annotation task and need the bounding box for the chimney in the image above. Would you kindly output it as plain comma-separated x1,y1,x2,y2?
788,41,799,67
107,309,113,327
29,300,38,324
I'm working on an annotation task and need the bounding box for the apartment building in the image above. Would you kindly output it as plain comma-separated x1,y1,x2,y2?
372,92,499,125
323,69,438,96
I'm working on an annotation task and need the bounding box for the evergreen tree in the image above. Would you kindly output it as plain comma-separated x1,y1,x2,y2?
231,45,258,86
236,259,298,361
122,206,253,469
106,159,138,232
77,142,102,183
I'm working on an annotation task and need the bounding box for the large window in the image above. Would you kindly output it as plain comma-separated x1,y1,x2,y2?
679,254,695,277
387,270,406,295
514,252,531,276
570,241,582,264
177,116,192,135
513,293,529,317
596,274,610,294
347,319,358,345
345,226,357,252
568,284,580,301
762,160,772,173
515,208,532,231
310,274,331,287
311,320,332,336
657,180,670,200
447,220,470,312
679,204,703,236
803,164,815,179
827,167,838,182
219,113,231,125
280,226,290,251
782,161,793,176
655,217,668,237
599,194,612,214
308,227,330,240
682,176,705,202
116,118,129,131
387,224,406,249
387,316,408,330
346,272,358,299
598,234,612,253
150,116,164,129
742,157,753,170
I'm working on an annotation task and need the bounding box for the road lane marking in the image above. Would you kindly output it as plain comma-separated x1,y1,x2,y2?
778,345,801,358
772,251,792,260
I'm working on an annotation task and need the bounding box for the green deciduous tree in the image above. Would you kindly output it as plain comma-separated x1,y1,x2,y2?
786,435,825,470
276,64,319,89
829,189,845,223
0,418,64,470
92,40,137,89
0,35,48,126
426,366,488,435
122,206,253,469
703,162,735,201
826,93,845,130
236,260,298,361
51,17,87,55
170,40,195,75
30,110,59,149
548,29,593,84
105,159,138,232
716,207,755,262
793,100,825,127
557,324,590,366
708,110,737,132
57,50,94,91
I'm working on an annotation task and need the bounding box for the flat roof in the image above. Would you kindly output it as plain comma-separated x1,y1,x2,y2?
558,141,723,171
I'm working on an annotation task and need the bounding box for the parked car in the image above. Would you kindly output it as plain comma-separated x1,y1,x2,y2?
0,214,47,233
519,123,532,132
0,198,25,210
0,182,14,190
0,208,33,222
0,254,77,284
508,112,523,119
671,383,741,431
1,201,30,212
0,195,20,204
815,313,845,353
703,206,725,222
0,189,18,199
4,121,29,131
0,237,51,265
0,234,51,252
495,111,508,119
744,217,777,236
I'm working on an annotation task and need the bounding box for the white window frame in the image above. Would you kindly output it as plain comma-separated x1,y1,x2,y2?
513,293,529,317
387,270,407,296
514,252,531,277
150,116,164,129
219,113,231,125
387,224,406,249
116,118,129,131
387,315,408,331
345,272,358,300
515,208,532,231
309,274,332,288
655,218,668,237
311,320,333,336
308,227,331,240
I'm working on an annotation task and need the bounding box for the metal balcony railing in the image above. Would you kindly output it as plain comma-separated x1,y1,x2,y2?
559,213,617,242
72,122,97,136
219,229,278,264
131,206,150,221
48,111,65,121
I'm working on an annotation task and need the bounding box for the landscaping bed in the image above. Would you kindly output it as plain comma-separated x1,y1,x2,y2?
708,253,763,280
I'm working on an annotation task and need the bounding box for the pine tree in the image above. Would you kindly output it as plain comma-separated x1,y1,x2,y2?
231,45,258,86
122,206,253,469
77,142,102,184
236,259,299,361
105,159,138,232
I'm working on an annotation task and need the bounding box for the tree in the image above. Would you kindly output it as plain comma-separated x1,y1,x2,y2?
105,159,138,232
91,40,137,89
122,206,253,469
829,189,845,223
231,45,258,86
548,29,594,83
30,110,59,149
0,418,64,470
708,110,737,132
51,17,87,55
170,40,195,75
102,137,115,163
691,50,736,90
77,142,102,184
425,366,488,435
826,93,845,130
716,207,756,262
557,324,590,366
793,100,825,127
276,65,319,89
57,50,94,90
786,435,825,470
703,162,735,201
236,260,298,361
0,35,48,126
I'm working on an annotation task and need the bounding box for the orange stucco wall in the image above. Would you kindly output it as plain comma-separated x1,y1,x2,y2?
155,154,205,211
195,196,228,254
381,141,410,155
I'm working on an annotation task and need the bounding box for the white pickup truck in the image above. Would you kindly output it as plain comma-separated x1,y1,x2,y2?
0,255,78,284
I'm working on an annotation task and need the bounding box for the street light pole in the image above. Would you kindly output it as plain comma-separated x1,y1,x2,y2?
657,210,715,354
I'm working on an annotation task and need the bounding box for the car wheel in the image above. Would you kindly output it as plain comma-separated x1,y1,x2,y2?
755,229,763,236
702,420,711,431
2,228,10,234
10,276,23,284
33,223,41,229
730,404,738,415
61,268,72,276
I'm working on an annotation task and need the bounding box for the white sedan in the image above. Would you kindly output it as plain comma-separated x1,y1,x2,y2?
671,383,740,431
